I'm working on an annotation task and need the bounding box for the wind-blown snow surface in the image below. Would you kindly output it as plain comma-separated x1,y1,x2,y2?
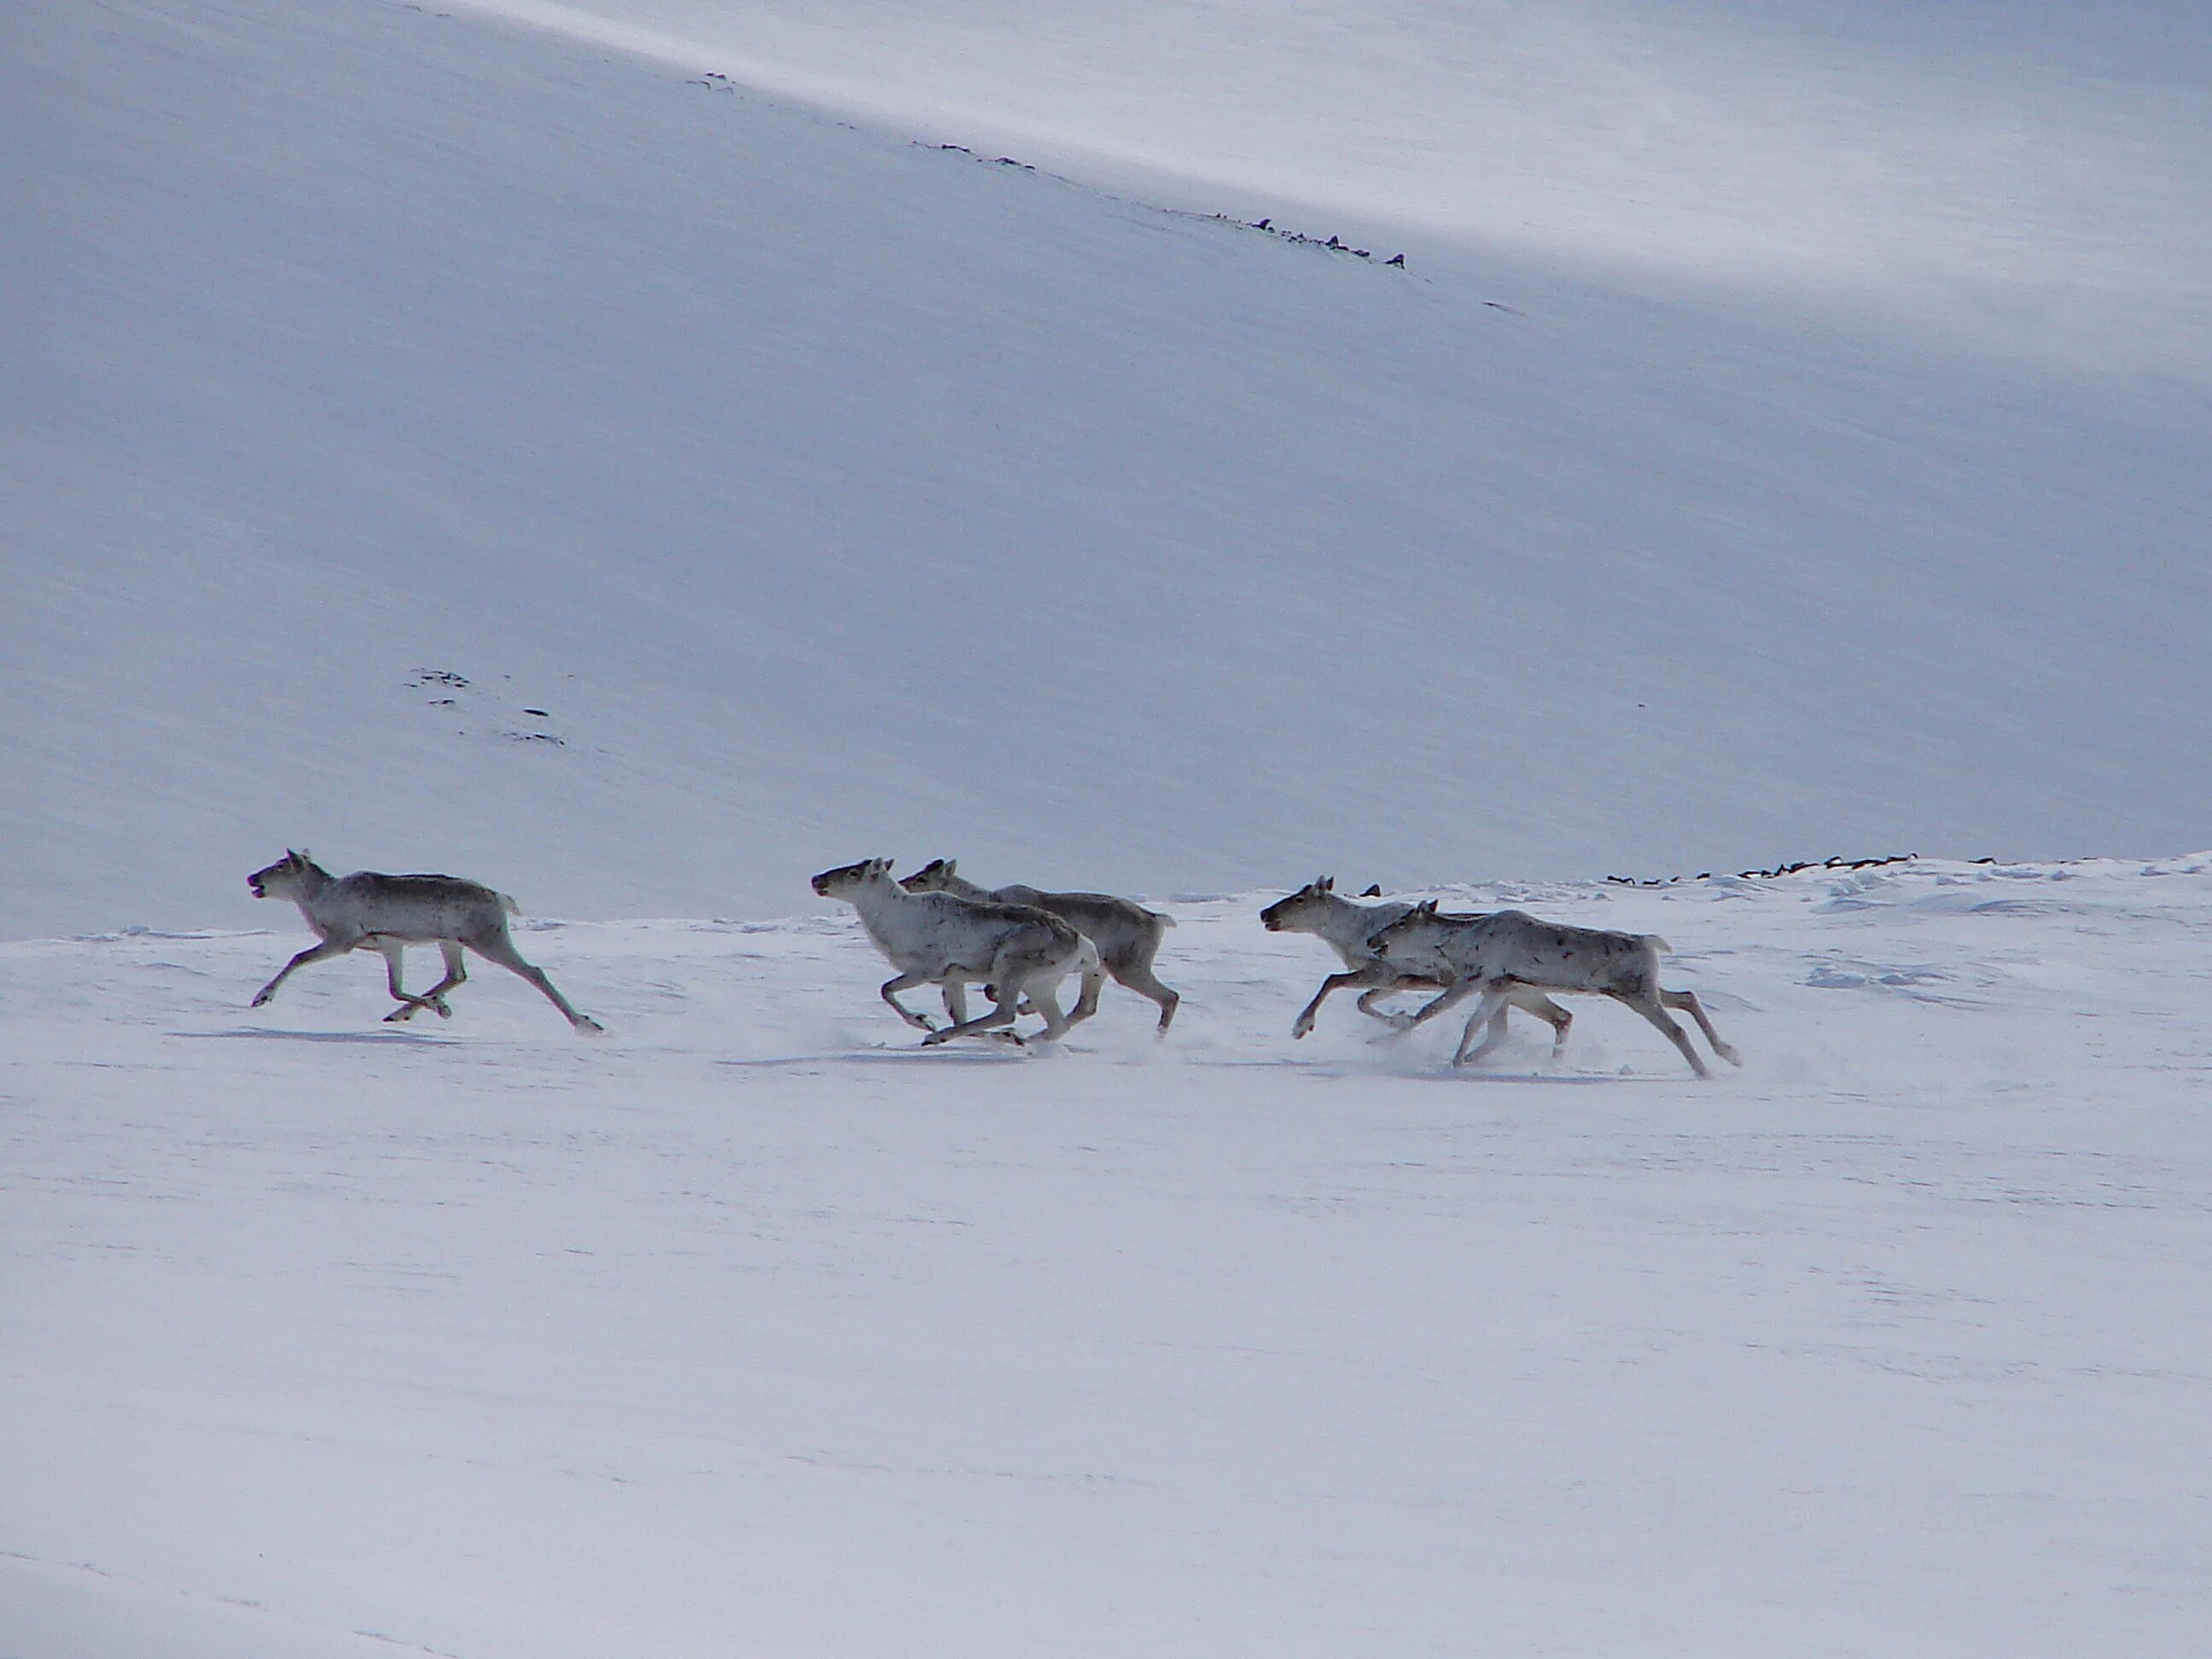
6,857,2212,1654
6,0,2210,937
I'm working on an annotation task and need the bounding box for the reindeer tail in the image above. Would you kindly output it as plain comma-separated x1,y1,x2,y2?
1644,934,1672,955
500,892,522,915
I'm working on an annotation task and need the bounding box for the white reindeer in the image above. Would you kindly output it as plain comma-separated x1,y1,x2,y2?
1260,876,1573,1054
1366,901,1740,1075
246,850,602,1033
898,859,1180,1033
812,858,1103,1045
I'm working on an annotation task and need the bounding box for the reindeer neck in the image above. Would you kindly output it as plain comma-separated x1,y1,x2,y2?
844,874,918,937
1318,893,1397,951
290,860,336,909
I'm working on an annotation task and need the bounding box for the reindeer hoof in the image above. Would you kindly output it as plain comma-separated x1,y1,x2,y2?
573,1016,605,1036
382,1006,412,1023
432,999,453,1019
1718,1045,1743,1067
250,992,273,1008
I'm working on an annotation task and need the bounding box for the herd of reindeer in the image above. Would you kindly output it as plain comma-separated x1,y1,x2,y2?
244,850,1744,1076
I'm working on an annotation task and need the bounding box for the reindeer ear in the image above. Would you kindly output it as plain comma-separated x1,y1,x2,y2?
941,859,956,876
1319,876,1335,893
1418,898,1438,914
1361,884,1382,898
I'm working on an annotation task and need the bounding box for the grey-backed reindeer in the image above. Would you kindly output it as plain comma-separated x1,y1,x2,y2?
898,859,1180,1033
812,858,1103,1046
1367,901,1740,1075
247,850,602,1033
1260,876,1573,1055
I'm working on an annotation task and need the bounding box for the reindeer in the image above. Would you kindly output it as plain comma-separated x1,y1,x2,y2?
1366,901,1740,1075
897,859,1180,1033
811,858,1103,1045
246,850,602,1033
1260,876,1573,1054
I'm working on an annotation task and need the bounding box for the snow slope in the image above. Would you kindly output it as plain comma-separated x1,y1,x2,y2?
482,0,2212,373
6,857,2211,1655
6,0,2209,938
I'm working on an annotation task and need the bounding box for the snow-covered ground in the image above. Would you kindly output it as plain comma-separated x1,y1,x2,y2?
7,857,2211,1655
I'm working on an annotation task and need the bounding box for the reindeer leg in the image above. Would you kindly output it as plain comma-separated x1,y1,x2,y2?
1117,960,1179,1034
1067,959,1106,1027
1398,977,1481,1034
1513,988,1574,1058
465,933,604,1034
1354,980,1428,1032
937,981,1022,1040
1618,991,1708,1077
421,940,467,1016
1662,988,1740,1066
922,975,1024,1045
1453,998,1516,1065
390,940,465,1021
1025,976,1074,1042
876,972,938,1030
1294,968,1387,1039
379,941,451,1022
250,934,355,1007
379,941,425,1021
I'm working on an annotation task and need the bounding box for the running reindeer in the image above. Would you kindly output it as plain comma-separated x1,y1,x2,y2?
246,850,602,1033
898,859,1180,1033
1365,901,1740,1075
1260,877,1573,1056
812,858,1104,1046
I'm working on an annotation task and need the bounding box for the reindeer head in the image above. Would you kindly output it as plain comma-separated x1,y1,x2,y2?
1260,876,1336,932
247,849,317,900
898,858,958,894
1366,898,1445,960
812,857,896,899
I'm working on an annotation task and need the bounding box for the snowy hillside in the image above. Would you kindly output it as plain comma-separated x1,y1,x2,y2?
6,0,2209,938
7,856,2212,1655
489,0,2212,374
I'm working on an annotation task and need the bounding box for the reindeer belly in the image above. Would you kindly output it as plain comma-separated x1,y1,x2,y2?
326,899,481,944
